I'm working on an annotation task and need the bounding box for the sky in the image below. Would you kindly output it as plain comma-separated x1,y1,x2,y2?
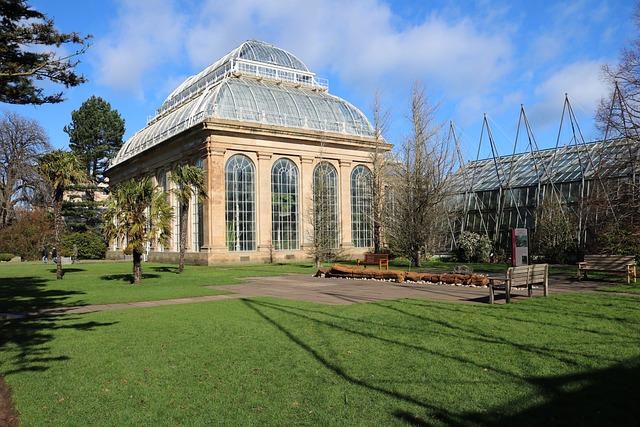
4,0,637,162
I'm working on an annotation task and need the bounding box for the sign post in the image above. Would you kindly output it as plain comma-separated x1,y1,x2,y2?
511,228,529,266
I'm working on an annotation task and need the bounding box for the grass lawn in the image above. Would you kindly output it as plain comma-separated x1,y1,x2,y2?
0,261,318,313
1,261,639,426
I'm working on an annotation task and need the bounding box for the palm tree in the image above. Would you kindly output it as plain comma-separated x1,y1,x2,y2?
103,177,173,284
37,150,87,280
171,165,208,273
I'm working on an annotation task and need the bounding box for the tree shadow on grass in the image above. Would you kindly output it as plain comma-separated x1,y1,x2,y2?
0,276,85,313
243,298,640,427
149,266,179,274
0,276,117,376
100,273,160,283
451,359,640,427
46,268,86,274
1,314,118,375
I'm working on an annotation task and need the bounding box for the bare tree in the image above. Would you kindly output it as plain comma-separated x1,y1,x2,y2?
592,3,640,256
387,82,456,267
370,89,392,253
306,146,344,267
597,2,640,139
0,110,51,228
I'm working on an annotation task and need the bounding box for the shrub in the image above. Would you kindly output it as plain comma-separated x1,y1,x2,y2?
457,231,492,263
0,209,54,260
61,231,107,259
0,253,15,262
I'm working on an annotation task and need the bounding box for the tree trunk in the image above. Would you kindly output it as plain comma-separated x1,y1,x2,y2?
179,204,189,273
54,193,63,280
132,249,143,284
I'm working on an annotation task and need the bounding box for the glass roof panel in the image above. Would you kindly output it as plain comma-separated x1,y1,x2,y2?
448,139,639,194
110,40,377,167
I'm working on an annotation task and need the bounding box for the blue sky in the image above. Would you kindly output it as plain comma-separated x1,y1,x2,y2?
5,0,637,161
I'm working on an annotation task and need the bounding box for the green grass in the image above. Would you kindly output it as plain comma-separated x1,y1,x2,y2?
1,262,639,426
0,261,318,312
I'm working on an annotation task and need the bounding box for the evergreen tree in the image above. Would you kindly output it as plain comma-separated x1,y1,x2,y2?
37,150,87,279
0,0,91,105
63,96,125,231
64,95,125,189
103,177,173,284
171,165,208,273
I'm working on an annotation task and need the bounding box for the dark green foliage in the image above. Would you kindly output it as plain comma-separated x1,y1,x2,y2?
0,252,14,261
61,231,107,259
61,199,103,232
0,0,91,104
64,95,125,188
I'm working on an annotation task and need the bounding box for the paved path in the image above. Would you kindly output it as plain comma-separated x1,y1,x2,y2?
24,273,613,317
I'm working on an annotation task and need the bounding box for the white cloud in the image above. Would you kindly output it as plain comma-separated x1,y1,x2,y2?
91,0,187,99
528,60,608,139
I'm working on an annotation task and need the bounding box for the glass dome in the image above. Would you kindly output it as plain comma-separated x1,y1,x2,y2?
111,40,375,167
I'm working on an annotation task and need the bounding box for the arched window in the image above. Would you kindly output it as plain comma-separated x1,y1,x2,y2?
271,158,299,250
351,165,373,248
313,162,339,249
225,154,256,251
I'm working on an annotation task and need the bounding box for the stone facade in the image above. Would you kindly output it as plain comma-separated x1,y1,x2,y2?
105,40,391,265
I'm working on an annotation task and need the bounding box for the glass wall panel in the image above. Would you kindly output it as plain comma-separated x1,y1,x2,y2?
271,158,299,250
225,154,256,251
313,162,339,249
351,165,373,248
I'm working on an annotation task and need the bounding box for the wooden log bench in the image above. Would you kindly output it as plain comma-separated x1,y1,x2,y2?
489,264,549,304
578,255,637,284
356,253,389,270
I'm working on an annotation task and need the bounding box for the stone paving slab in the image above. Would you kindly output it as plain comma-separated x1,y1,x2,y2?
13,272,616,318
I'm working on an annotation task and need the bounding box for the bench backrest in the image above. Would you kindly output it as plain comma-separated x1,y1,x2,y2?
365,253,388,262
583,255,636,268
507,264,548,286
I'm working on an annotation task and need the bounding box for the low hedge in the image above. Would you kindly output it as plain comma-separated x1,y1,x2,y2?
0,253,15,262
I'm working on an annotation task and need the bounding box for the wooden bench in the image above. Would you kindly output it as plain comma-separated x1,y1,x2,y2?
489,264,549,304
578,255,637,284
357,253,389,270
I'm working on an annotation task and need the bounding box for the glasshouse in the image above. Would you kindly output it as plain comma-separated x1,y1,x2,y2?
106,40,391,265
445,136,640,262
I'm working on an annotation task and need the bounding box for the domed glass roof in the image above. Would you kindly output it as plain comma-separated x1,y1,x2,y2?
111,40,376,167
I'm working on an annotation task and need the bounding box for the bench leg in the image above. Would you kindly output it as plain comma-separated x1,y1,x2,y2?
528,284,532,297
544,281,548,297
489,285,494,304
505,284,511,303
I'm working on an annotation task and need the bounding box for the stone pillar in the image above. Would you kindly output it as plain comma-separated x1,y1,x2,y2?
339,159,353,250
299,156,315,249
201,147,227,255
256,151,273,253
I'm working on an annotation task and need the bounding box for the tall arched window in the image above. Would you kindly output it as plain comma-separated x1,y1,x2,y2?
351,165,373,248
313,162,339,249
225,154,256,251
272,158,299,250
